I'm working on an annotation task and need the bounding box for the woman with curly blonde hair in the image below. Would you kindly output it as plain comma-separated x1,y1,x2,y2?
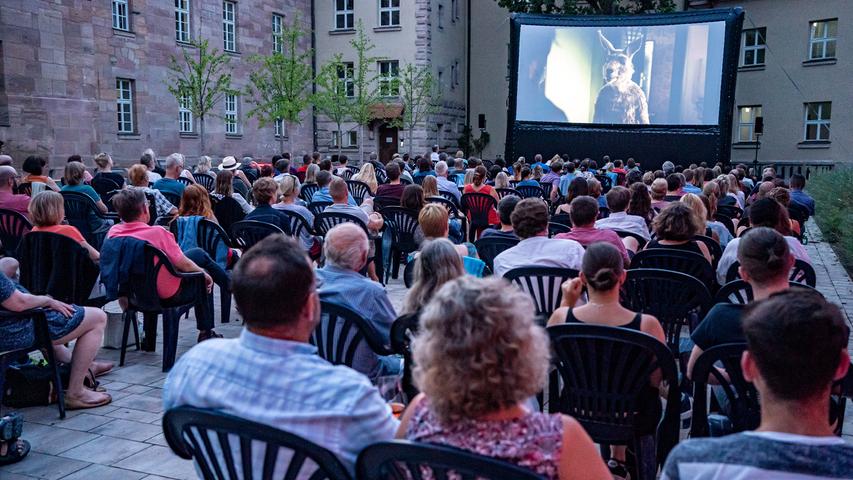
397,276,609,480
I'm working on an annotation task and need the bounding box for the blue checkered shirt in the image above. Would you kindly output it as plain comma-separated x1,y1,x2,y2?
163,329,399,474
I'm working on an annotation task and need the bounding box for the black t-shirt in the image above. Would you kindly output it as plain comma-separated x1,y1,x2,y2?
93,171,125,188
691,303,746,351
479,228,519,240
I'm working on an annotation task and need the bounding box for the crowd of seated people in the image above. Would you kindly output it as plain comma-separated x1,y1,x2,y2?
0,148,843,478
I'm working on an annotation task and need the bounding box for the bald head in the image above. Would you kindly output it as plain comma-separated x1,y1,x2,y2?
329,177,348,203
435,161,448,176
324,223,368,271
0,155,12,167
0,165,17,191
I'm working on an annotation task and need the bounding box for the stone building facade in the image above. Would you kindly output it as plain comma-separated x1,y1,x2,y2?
0,0,313,169
314,0,468,164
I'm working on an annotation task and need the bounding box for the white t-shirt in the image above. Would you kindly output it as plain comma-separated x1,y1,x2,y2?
493,235,584,277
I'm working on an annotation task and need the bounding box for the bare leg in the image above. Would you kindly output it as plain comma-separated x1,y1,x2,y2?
622,237,639,255
53,307,110,403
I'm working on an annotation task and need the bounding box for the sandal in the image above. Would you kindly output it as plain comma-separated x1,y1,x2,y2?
83,369,106,392
0,439,30,466
65,392,112,410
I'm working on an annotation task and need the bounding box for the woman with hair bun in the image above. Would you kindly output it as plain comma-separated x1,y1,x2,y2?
462,165,500,226
548,242,665,478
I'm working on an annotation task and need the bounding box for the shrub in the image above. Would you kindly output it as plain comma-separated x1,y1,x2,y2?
809,167,853,272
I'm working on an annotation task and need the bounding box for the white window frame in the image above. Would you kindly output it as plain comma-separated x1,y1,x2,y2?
736,105,761,142
224,94,240,135
116,78,135,134
379,0,400,27
378,60,399,97
112,0,130,31
272,13,284,54
179,93,194,134
337,62,355,98
175,0,190,43
808,19,837,60
345,130,358,148
223,1,237,52
275,118,287,138
740,27,766,67
437,3,444,29
803,102,831,141
451,0,458,22
334,0,354,31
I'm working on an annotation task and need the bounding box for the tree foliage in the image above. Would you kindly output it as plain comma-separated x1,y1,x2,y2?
347,21,384,162
496,0,676,15
392,64,439,156
166,39,238,155
313,53,352,157
245,16,313,154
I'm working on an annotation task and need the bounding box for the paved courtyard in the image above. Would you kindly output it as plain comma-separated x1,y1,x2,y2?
1,220,852,480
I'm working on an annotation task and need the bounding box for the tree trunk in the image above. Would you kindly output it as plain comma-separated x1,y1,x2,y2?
336,122,343,158
408,125,414,156
358,126,365,166
287,122,294,158
278,125,285,155
199,117,206,157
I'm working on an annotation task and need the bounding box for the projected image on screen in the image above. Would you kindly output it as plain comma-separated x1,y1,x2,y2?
516,22,726,125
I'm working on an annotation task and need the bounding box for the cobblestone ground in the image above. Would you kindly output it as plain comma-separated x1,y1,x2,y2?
1,220,851,479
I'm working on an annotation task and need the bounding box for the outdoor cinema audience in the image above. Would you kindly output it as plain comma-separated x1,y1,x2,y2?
556,196,633,264
479,195,520,240
402,238,464,315
153,153,188,198
596,186,651,241
126,164,178,219
647,202,713,264
30,191,99,262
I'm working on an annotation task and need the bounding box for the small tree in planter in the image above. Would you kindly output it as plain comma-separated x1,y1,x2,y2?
166,39,238,156
314,53,352,158
245,16,313,155
393,63,439,156
347,22,383,164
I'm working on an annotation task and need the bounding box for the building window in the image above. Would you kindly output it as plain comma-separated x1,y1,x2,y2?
379,0,400,27
451,0,458,21
179,93,193,133
175,0,190,43
112,0,130,31
437,68,444,94
378,60,399,97
736,106,761,142
332,131,357,148
438,3,444,29
224,94,239,135
272,14,284,54
337,62,355,98
450,64,456,90
116,78,135,134
335,0,354,30
741,27,766,67
275,118,287,138
223,1,237,52
809,19,837,60
803,102,831,141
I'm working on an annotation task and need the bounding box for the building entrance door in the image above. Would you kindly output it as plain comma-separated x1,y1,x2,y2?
378,125,398,164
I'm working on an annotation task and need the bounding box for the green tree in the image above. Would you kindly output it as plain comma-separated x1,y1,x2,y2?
495,0,676,14
245,16,313,155
166,39,238,156
313,54,352,158
347,21,383,164
392,64,439,156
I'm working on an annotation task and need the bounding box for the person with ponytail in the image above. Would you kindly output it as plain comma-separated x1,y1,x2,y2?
688,227,796,379
462,165,500,225
548,242,665,479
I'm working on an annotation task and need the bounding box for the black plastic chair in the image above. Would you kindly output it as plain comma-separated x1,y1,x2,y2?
311,300,393,372
339,169,354,180
14,182,32,196
474,236,519,274
390,313,420,402
689,343,760,438
119,244,208,371
0,208,32,258
426,196,467,238
357,440,545,480
620,269,712,355
375,167,388,184
60,191,115,250
595,174,613,193
277,209,316,242
0,309,65,419
516,184,544,199
308,201,333,217
373,195,400,212
714,213,736,237
193,173,215,193
613,229,648,249
174,219,235,324
717,205,742,219
550,213,572,227
540,181,553,199
346,165,361,177
90,175,122,197
19,232,102,307
230,220,285,251
495,187,521,199
313,211,369,237
547,222,571,238
548,324,680,480
161,191,182,207
598,206,611,219
300,183,321,203
437,190,460,207
212,195,246,234
725,259,816,287
346,180,373,205
460,193,497,240
163,406,351,480
630,248,716,290
176,177,193,187
504,267,579,324
382,207,420,282
714,279,823,305
693,234,723,268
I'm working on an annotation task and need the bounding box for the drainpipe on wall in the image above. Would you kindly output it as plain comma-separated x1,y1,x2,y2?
311,0,318,153
465,0,471,130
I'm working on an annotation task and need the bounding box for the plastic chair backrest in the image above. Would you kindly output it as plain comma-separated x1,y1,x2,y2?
474,236,519,273
15,182,32,196
495,188,521,199
346,180,373,205
390,314,420,402
382,207,420,253
426,196,461,217
313,211,368,237
19,232,99,304
693,234,723,268
714,279,823,305
550,213,572,227
230,220,284,251
713,213,736,237
460,193,496,228
176,177,193,187
0,208,32,258
437,190,460,207
60,191,109,248
516,184,544,199
547,323,680,454
91,175,121,197
725,259,816,287
372,195,400,212
194,173,215,193
504,267,579,321
196,218,232,258
311,299,392,369
548,222,571,238
357,440,545,480
163,406,351,480
308,201,333,217
630,248,716,290
276,209,314,239
690,343,760,438
620,268,712,354
212,195,246,234
613,229,648,249
161,191,182,207
300,183,320,203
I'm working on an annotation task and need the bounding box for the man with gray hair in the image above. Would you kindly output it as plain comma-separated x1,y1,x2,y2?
153,153,187,198
662,160,675,176
0,165,30,216
434,160,461,202
315,223,399,380
0,155,13,166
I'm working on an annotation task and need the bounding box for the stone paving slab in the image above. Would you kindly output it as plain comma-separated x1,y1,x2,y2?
2,220,852,478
